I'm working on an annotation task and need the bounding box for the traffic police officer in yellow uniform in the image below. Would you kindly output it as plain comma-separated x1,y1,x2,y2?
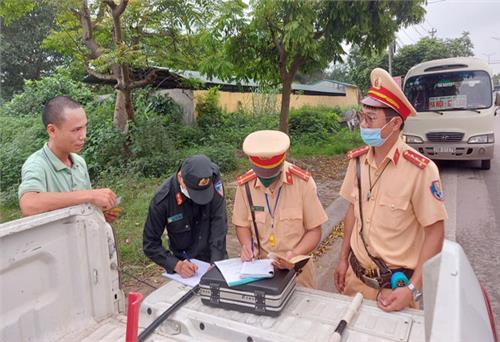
334,68,447,311
232,130,328,288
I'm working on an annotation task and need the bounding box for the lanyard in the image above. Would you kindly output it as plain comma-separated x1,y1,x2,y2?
265,186,282,229
366,161,390,201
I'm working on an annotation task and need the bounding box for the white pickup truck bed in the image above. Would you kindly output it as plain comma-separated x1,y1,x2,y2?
0,205,494,342
62,281,424,342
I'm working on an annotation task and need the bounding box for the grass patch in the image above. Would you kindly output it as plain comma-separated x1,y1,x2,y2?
291,129,363,158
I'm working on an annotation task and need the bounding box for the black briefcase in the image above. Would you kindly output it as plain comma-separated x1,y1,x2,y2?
198,267,296,317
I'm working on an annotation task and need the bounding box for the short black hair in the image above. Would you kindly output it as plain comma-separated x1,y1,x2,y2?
383,107,404,130
42,96,82,128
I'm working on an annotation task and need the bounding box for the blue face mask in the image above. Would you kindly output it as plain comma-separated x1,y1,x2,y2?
360,127,386,146
360,119,394,147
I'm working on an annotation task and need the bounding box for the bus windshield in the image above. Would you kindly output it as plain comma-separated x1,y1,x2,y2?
404,70,492,112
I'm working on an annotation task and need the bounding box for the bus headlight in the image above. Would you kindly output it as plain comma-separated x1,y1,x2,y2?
404,135,424,144
468,134,495,144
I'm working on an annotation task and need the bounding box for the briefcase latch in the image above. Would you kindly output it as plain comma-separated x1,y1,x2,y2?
254,290,266,313
209,282,220,304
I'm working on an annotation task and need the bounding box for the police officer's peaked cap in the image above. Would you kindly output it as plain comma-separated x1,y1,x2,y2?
361,68,417,120
243,130,290,178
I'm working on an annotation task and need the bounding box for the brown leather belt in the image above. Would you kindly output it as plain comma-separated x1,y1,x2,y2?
349,253,413,290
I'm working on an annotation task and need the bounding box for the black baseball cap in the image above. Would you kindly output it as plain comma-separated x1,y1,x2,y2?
180,155,214,205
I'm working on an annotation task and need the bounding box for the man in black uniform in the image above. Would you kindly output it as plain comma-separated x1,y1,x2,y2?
143,154,228,278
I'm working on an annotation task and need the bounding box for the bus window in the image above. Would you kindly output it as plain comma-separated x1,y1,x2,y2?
404,70,492,111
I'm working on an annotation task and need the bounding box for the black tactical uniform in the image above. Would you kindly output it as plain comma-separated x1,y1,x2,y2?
143,156,228,273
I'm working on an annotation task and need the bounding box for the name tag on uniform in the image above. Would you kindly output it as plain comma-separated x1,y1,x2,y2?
251,205,264,212
167,213,184,223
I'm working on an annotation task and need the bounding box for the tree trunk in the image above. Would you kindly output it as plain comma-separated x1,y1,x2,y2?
114,87,134,133
279,77,293,134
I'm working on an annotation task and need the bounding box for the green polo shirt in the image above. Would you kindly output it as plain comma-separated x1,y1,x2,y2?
18,143,92,199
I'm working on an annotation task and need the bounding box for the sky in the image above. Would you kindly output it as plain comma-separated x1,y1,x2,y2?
396,0,500,75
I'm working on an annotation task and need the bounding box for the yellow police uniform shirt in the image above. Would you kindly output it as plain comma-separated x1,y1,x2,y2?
232,161,328,288
339,138,448,271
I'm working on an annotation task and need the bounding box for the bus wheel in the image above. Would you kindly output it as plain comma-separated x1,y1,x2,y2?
480,159,491,170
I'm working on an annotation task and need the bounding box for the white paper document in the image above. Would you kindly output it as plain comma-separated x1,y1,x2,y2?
162,258,211,287
240,259,274,278
214,258,266,287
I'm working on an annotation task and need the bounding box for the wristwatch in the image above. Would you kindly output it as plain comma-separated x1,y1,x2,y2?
407,283,422,301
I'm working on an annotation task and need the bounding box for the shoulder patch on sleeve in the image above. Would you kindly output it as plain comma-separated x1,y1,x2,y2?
237,169,256,186
403,150,430,169
215,179,224,197
346,145,370,160
430,180,444,201
289,164,310,181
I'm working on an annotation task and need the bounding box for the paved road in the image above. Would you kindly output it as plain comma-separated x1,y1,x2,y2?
439,113,500,334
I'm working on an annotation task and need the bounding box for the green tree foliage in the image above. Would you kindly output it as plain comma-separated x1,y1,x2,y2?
393,32,474,77
202,0,426,133
1,0,212,132
347,32,474,93
0,5,65,100
0,68,94,117
346,46,388,94
493,74,500,87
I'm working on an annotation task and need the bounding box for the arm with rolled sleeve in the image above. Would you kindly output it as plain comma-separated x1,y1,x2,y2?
208,183,228,262
379,162,447,312
143,195,179,273
18,160,48,198
410,162,447,288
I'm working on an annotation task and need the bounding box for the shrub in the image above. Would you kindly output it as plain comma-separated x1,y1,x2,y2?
148,93,184,125
128,114,179,178
0,116,46,202
289,106,342,144
0,68,94,117
182,142,238,173
196,88,224,129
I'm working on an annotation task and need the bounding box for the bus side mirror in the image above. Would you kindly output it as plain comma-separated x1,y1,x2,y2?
496,92,500,106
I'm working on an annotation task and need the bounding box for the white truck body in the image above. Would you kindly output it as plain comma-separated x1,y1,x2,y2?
0,205,496,341
403,57,499,170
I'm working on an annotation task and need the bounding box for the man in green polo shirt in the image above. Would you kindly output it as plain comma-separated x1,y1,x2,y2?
18,96,118,222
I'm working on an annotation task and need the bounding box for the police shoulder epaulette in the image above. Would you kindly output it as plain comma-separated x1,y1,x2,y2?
289,164,310,182
403,150,430,169
237,169,257,186
346,145,370,160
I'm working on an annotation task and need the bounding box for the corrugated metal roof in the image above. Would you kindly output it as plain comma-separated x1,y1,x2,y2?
84,66,355,96
175,70,347,96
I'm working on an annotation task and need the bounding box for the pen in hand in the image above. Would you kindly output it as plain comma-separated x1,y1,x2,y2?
251,237,255,260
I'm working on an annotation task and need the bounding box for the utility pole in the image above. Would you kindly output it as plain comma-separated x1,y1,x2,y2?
429,28,437,38
388,41,395,76
483,53,495,64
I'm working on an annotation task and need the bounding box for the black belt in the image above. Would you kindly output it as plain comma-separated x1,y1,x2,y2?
349,252,413,289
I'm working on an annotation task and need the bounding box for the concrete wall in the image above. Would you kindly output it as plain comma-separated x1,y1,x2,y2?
156,89,195,124
194,86,359,116
154,86,359,123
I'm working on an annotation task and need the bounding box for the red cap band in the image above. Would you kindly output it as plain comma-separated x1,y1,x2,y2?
367,86,412,120
249,153,286,169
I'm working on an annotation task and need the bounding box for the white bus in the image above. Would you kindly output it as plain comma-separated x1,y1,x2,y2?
403,57,500,170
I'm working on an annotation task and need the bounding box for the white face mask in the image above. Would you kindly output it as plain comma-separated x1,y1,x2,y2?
180,185,191,199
